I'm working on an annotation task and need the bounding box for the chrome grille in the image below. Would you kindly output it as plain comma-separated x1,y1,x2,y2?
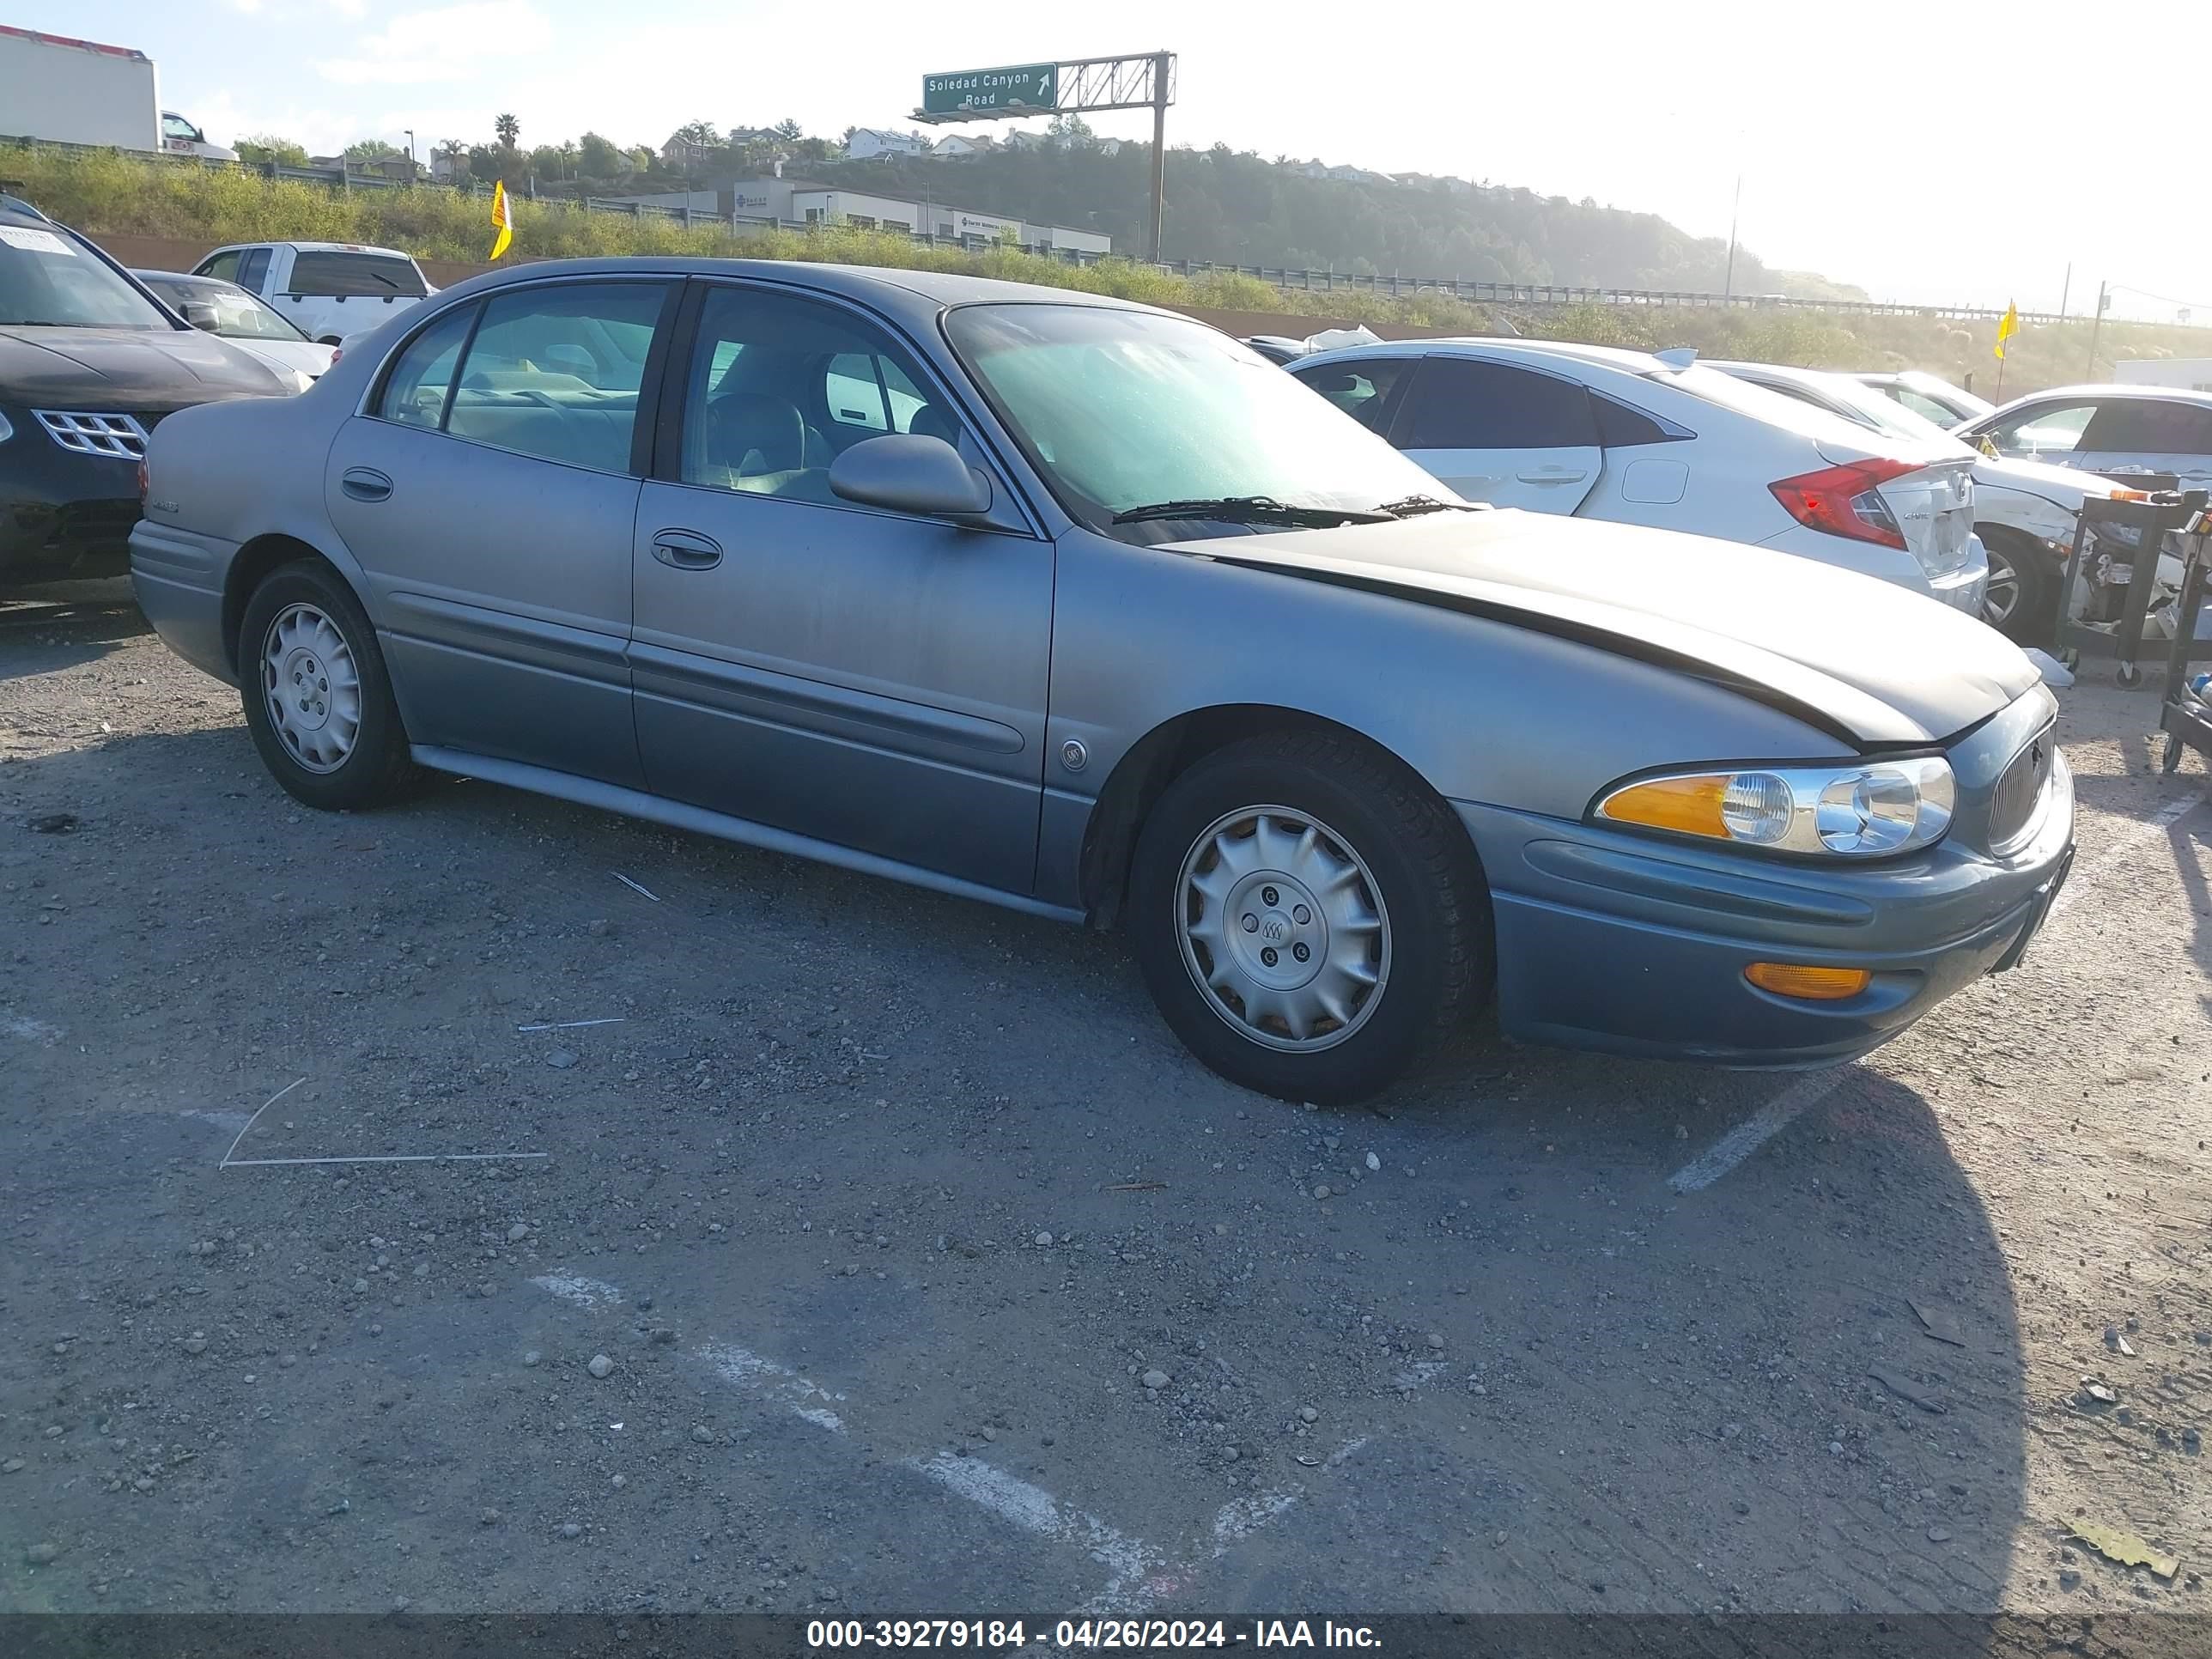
33,410,151,459
1988,722,2055,854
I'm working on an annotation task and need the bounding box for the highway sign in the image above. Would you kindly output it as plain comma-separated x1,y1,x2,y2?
922,63,1059,117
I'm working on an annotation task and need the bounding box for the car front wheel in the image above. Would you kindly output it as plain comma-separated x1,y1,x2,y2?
238,561,419,810
1127,731,1493,1103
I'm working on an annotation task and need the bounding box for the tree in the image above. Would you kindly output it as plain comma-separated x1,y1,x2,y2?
773,118,803,141
237,134,309,167
434,137,468,175
344,138,402,161
494,112,520,149
576,131,626,179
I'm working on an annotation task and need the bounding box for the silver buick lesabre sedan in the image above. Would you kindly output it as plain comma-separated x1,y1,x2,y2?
130,260,2073,1103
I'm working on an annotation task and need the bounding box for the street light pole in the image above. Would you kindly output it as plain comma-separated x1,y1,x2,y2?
1723,172,1741,300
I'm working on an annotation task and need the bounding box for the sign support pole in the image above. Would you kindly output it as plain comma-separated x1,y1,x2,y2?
1148,51,1170,264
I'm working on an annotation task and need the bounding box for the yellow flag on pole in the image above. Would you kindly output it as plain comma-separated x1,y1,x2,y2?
489,179,513,261
1994,301,2019,359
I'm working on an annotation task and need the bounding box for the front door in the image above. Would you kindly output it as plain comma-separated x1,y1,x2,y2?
324,278,677,786
1387,355,1602,514
629,282,1053,894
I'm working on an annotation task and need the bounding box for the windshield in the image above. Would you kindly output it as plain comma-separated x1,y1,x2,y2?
0,223,173,330
1775,369,1974,451
943,303,1445,534
140,273,309,342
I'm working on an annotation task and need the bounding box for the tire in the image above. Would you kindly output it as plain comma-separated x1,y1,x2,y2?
237,559,419,811
1978,528,2053,642
1127,730,1494,1103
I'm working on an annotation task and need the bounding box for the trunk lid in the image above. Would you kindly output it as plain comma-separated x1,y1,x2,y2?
1175,508,2036,746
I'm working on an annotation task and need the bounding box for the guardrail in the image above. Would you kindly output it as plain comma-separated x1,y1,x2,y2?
1,137,2184,329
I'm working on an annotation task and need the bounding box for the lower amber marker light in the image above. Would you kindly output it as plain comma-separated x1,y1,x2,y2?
1743,963,1871,1001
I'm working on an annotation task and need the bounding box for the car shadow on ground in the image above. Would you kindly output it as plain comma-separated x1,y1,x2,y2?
0,580,152,683
0,721,2033,1614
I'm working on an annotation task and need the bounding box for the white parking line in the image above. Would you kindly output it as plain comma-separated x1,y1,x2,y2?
1668,783,2208,1194
527,1271,1337,1611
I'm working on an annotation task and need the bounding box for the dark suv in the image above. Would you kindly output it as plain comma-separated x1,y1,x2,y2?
1,197,295,586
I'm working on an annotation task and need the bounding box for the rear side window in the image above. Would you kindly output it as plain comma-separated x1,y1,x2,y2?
2081,398,2212,455
235,247,271,292
1396,358,1599,449
289,252,428,298
376,303,477,430
442,283,667,472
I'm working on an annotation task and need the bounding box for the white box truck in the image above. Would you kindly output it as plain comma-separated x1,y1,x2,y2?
0,26,234,160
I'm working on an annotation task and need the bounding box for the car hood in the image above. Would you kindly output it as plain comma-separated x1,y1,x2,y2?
0,325,292,410
1176,510,2036,747
225,336,337,383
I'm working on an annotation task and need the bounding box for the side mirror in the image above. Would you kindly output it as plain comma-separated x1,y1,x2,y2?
828,433,993,521
179,300,221,332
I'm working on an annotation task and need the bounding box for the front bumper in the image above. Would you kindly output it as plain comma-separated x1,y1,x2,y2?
2,438,143,584
1456,752,2073,1066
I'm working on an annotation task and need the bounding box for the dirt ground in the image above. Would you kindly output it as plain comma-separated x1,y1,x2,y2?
1,577,2208,1624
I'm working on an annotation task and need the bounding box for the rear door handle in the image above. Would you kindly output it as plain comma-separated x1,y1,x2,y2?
651,528,723,570
340,467,392,502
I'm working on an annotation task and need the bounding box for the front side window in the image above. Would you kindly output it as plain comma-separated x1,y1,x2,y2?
236,247,272,292
1291,357,1413,433
946,303,1438,532
439,283,667,471
197,250,243,283
678,287,956,502
1986,402,2095,457
1396,358,1600,450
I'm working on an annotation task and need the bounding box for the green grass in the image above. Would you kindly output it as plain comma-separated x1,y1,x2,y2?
13,144,2207,393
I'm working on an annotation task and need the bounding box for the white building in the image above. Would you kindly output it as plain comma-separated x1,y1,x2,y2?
930,135,995,160
845,128,931,161
1022,222,1111,256
789,187,923,234
2116,358,2212,392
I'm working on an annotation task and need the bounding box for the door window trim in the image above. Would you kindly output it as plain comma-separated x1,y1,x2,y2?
649,276,1045,538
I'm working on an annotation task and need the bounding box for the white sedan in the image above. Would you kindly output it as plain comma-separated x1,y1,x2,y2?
1710,359,2124,639
131,269,337,386
1286,339,1987,616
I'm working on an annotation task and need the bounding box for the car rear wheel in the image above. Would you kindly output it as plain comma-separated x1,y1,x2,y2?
1979,528,2052,641
239,561,418,811
1127,731,1493,1103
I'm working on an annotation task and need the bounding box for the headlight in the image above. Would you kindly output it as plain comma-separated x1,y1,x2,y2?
1595,757,1954,857
0,410,13,443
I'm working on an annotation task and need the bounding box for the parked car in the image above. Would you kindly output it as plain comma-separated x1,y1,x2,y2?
1286,338,1988,617
1708,360,2124,639
130,261,2072,1102
133,269,337,384
1243,335,1310,366
1954,385,2212,491
0,197,301,586
1850,371,1992,428
191,241,436,346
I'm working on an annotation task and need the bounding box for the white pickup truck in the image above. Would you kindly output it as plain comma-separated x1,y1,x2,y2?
190,241,436,346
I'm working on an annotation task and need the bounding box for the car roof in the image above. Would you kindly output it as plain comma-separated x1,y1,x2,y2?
1,196,58,229
1997,382,2212,406
1297,335,1676,374
426,256,1164,318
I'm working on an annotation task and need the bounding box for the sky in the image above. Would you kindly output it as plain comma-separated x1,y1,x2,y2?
31,0,2212,320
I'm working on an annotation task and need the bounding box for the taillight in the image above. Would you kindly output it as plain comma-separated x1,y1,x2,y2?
1768,459,1917,550
329,347,343,364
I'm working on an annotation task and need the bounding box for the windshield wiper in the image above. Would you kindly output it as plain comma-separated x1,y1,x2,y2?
1374,494,1477,517
1111,495,1396,527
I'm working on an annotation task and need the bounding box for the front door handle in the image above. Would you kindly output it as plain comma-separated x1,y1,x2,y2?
340,467,392,502
651,528,723,570
1516,466,1589,485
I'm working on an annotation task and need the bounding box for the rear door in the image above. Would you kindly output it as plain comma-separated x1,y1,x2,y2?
628,280,1053,894
2073,397,2212,487
1383,355,1601,513
324,277,678,786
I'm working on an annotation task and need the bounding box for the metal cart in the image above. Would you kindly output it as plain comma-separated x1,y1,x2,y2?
2158,507,2212,773
2053,490,2207,688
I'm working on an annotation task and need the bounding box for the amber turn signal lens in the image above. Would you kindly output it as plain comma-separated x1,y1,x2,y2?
1743,963,1871,1001
1599,774,1731,837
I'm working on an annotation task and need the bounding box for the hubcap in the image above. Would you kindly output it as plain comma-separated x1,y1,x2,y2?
1983,547,2020,628
1176,805,1389,1053
260,603,362,774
